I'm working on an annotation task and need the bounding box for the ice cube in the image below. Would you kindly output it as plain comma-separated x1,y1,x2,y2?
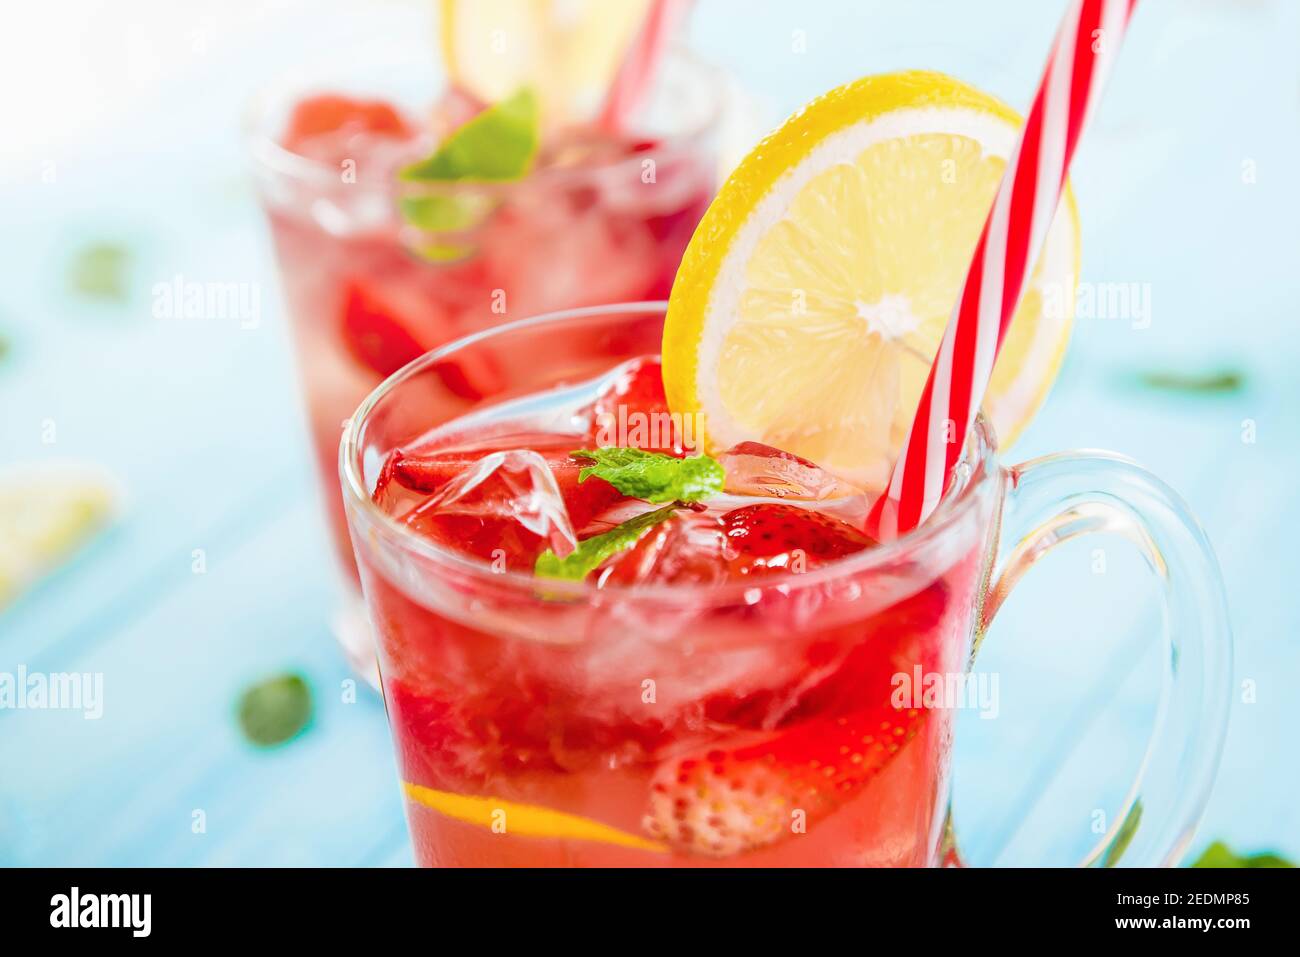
536,125,639,169
595,509,733,588
719,442,864,501
375,440,625,538
404,450,578,567
481,192,659,318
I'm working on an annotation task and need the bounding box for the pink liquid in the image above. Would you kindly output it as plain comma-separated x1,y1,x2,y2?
355,357,987,866
258,94,716,577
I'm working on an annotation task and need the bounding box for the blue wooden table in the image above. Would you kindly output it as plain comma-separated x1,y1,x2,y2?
2,0,1297,867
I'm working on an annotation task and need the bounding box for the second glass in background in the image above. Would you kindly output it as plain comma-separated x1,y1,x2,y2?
248,49,724,677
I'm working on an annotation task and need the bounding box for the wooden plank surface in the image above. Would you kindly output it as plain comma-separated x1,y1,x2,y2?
1,0,1296,867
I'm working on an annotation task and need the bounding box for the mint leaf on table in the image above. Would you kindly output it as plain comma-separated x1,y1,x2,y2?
68,242,131,303
573,448,724,504
535,505,678,582
1190,841,1295,868
1138,369,1245,394
237,673,313,747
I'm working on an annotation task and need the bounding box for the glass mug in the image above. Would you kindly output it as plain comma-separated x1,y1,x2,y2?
340,303,1232,867
248,50,723,683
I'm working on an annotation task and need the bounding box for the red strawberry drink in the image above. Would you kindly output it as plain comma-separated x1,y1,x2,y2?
249,58,720,674
341,305,997,866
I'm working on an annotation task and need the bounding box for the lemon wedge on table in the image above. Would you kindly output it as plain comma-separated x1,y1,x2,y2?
438,0,650,124
663,71,1080,488
0,464,118,608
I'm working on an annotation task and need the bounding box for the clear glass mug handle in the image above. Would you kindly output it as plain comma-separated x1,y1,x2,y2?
967,450,1233,867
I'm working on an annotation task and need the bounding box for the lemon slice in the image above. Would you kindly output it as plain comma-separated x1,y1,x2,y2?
438,0,650,124
403,782,667,852
0,464,118,607
663,71,1080,487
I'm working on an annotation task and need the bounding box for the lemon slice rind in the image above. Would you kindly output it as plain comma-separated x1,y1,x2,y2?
664,71,1080,485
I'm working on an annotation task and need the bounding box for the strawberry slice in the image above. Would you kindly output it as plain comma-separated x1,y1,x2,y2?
644,574,952,856
341,281,431,379
643,702,927,857
283,94,412,151
340,280,503,398
429,355,502,402
595,503,876,586
722,503,874,574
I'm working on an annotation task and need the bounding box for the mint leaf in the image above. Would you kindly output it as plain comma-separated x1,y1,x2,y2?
68,242,130,303
398,193,492,262
1190,841,1295,868
397,89,538,250
399,192,495,232
573,448,723,504
237,673,312,747
400,88,539,183
408,240,476,263
535,505,678,582
1138,369,1244,394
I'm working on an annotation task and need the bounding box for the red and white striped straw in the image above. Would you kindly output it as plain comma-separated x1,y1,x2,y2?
868,0,1138,540
597,0,694,132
